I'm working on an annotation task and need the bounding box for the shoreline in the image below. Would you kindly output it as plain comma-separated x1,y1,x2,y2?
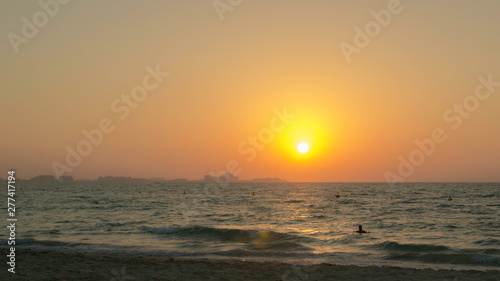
1,250,499,280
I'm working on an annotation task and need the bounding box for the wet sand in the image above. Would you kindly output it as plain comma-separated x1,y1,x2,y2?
2,249,499,280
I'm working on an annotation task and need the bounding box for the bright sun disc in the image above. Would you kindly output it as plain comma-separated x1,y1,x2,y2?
297,142,309,154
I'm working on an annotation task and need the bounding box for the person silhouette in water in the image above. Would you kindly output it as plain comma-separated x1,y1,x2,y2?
355,225,368,233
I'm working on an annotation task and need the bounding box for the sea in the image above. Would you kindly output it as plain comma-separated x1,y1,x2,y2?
3,181,500,271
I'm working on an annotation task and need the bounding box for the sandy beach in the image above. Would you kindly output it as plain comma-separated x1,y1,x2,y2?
1,250,498,281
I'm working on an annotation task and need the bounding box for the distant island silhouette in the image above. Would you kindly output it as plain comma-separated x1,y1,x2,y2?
26,173,287,183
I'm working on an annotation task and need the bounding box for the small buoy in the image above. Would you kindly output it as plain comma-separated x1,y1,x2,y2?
448,196,452,201
335,194,340,198
183,191,186,195
252,192,255,196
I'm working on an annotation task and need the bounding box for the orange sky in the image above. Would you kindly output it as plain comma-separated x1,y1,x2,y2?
1,1,499,182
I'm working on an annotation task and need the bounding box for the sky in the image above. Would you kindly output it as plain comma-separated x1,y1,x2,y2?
1,0,499,182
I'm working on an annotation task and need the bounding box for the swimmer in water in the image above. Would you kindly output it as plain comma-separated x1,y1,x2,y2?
355,225,368,233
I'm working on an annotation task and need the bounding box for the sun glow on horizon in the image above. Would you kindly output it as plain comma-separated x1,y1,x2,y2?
297,142,309,154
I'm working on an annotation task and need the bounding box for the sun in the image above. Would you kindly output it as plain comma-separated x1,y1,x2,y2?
297,142,309,154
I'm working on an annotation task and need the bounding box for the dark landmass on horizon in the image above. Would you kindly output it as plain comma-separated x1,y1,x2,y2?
25,173,288,184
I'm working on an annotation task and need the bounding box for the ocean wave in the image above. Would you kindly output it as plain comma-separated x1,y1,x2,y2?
0,238,144,256
372,241,500,267
0,240,317,262
370,241,450,252
139,226,187,234
474,238,500,246
248,241,312,251
387,252,500,267
98,220,147,228
482,249,500,255
139,225,315,247
0,238,81,247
